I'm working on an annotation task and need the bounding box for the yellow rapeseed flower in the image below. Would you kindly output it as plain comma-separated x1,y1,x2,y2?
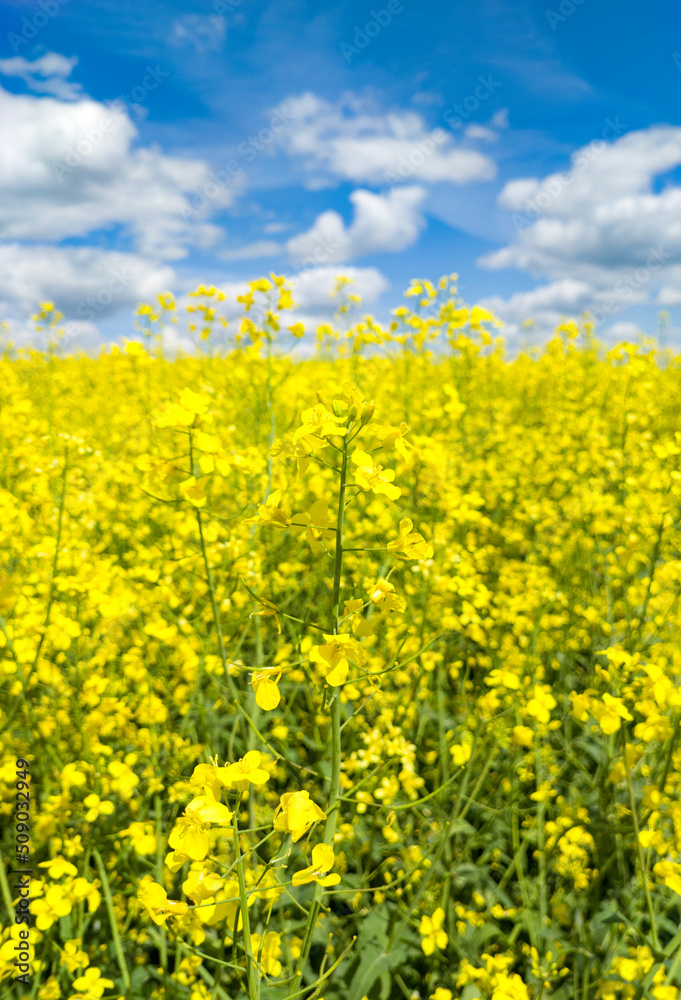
292,844,341,887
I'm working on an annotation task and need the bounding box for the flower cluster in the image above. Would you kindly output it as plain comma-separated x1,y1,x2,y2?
0,280,679,1000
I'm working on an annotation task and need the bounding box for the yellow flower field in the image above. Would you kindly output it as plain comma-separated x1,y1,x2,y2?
1,275,681,1000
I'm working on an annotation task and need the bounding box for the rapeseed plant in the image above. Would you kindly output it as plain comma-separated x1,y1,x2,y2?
0,275,680,1000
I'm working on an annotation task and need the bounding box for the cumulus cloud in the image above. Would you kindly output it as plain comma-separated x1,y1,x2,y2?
478,280,590,343
0,83,239,260
480,261,666,344
219,240,284,261
286,186,427,264
478,126,681,336
656,266,681,306
0,52,82,100
605,321,644,342
0,243,175,341
484,126,681,277
276,92,497,186
289,264,388,311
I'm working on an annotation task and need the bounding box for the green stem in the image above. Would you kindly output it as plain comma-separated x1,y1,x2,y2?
93,849,131,993
197,502,239,703
331,439,348,626
620,725,659,950
535,745,548,931
287,424,348,997
234,806,259,1000
664,938,681,987
511,797,537,951
0,857,15,918
154,794,168,978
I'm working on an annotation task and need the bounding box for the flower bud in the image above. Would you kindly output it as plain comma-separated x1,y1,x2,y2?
332,400,345,417
347,403,358,422
360,400,375,425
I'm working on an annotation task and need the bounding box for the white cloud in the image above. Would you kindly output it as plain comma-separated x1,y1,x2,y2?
0,243,175,339
290,265,388,311
170,15,227,53
479,280,591,342
604,321,643,342
286,186,427,264
464,124,497,143
485,126,681,276
0,52,82,100
0,83,240,259
480,271,662,344
220,240,283,261
657,268,681,306
277,92,496,186
490,108,510,129
154,321,197,356
659,288,681,306
478,126,681,335
482,279,592,318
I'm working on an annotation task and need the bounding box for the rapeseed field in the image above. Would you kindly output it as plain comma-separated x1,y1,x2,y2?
1,275,681,1000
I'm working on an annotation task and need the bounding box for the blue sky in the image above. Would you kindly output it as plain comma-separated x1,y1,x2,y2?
2,0,681,349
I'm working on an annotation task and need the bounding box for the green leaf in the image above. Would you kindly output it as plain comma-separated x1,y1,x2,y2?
129,967,152,990
347,945,403,1000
